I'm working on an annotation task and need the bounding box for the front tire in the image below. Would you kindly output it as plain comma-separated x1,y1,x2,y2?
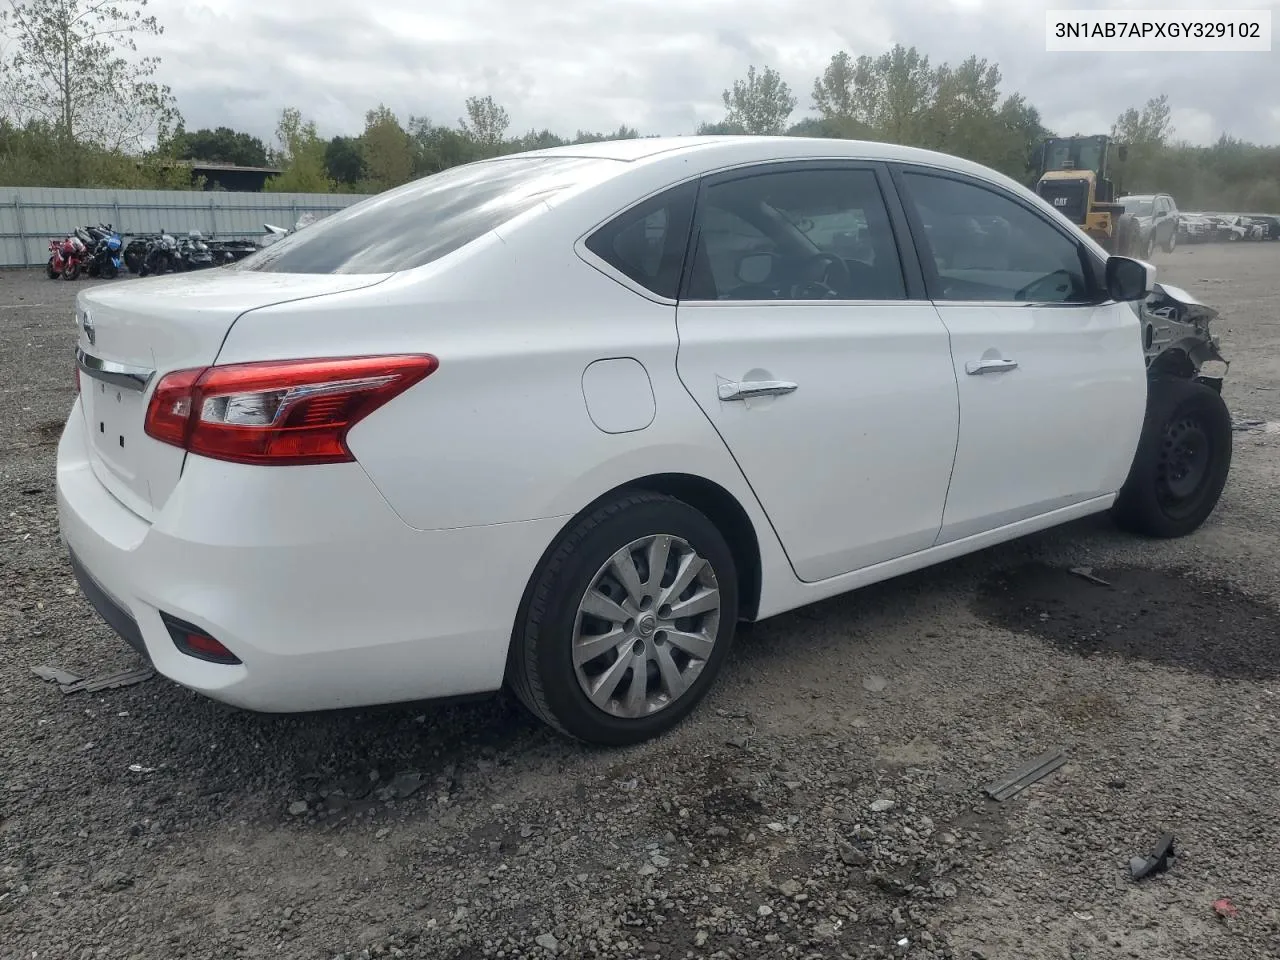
1164,228,1177,253
1112,378,1232,538
46,257,59,279
508,492,739,745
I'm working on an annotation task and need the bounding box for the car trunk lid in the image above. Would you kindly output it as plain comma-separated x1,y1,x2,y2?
74,269,390,521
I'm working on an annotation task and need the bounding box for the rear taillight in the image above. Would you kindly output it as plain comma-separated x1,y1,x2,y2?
143,355,437,465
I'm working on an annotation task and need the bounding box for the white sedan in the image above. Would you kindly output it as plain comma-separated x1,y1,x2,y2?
57,135,1232,745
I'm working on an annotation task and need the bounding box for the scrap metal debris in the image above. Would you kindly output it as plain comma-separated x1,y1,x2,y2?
1130,832,1177,881
983,748,1067,802
31,663,154,695
1213,898,1239,920
1069,566,1111,587
31,665,83,686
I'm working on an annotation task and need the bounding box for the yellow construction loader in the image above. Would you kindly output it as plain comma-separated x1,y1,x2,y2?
1033,135,1136,255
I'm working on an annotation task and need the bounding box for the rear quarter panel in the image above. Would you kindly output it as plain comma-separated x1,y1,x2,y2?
212,211,775,545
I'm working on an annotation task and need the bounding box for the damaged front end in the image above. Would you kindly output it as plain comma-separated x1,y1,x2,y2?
1136,283,1229,391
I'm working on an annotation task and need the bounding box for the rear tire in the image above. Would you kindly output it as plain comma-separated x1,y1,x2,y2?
507,492,739,745
62,260,80,280
1111,378,1232,538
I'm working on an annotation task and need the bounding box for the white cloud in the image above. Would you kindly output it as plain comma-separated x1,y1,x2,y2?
143,0,1280,146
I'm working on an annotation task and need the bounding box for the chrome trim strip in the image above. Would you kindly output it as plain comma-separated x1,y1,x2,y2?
75,347,155,392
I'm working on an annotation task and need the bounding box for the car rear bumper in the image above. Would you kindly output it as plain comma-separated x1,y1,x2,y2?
56,400,565,713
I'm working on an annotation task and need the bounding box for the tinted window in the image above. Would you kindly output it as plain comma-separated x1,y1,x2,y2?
237,156,618,275
583,182,696,299
684,167,906,301
903,172,1091,304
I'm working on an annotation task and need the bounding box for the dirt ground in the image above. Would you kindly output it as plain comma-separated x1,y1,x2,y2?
2,243,1279,960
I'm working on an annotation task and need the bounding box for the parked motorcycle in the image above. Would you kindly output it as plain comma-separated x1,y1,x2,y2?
82,223,125,279
206,237,259,263
176,230,215,271
136,230,180,277
46,233,87,280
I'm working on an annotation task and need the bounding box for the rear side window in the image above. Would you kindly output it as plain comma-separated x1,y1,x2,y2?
237,157,618,275
584,181,696,299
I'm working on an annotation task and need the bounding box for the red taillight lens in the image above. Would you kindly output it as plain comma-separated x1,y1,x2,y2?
143,355,437,465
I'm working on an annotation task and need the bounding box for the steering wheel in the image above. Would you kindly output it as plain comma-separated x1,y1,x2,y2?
1014,269,1077,302
793,253,852,299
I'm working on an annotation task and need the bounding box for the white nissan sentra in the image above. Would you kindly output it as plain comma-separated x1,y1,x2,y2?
57,136,1232,745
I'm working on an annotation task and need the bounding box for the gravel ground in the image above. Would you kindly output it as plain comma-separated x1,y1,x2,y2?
2,244,1280,960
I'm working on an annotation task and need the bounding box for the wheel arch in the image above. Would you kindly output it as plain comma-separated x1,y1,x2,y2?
1146,343,1226,393
507,472,764,671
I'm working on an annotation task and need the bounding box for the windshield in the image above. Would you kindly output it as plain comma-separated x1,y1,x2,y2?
1043,138,1105,175
235,156,619,274
1123,199,1154,217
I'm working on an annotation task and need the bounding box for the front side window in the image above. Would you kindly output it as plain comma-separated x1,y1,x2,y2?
237,156,619,275
684,166,907,301
902,172,1092,304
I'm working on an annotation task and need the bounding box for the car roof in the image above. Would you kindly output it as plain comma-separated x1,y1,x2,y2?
514,134,1037,194
520,134,1004,172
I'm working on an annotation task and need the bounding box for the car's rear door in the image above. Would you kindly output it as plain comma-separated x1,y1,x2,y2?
673,160,960,583
892,164,1148,544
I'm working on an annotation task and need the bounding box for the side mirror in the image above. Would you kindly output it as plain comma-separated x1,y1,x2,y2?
1106,255,1154,302
735,252,774,285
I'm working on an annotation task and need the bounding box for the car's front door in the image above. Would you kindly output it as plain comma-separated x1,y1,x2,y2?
893,166,1148,544
674,161,960,583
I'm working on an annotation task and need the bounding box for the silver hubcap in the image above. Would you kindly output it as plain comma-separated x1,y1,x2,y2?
572,534,721,719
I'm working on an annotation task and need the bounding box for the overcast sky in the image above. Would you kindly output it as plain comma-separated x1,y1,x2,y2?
148,0,1279,147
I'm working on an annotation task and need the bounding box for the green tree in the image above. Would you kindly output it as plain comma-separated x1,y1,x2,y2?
518,128,569,151
1113,94,1174,147
1112,95,1175,193
459,95,510,154
696,119,747,135
573,125,640,143
409,115,484,175
360,104,413,190
325,134,365,186
721,64,796,135
0,0,180,182
163,124,269,167
263,106,333,193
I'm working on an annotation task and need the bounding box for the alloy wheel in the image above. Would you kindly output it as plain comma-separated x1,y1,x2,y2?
571,534,721,719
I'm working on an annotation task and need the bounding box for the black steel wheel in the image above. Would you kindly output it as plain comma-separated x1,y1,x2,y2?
1112,378,1232,538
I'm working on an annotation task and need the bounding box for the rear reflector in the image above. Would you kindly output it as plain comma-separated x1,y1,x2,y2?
144,355,437,465
160,612,242,665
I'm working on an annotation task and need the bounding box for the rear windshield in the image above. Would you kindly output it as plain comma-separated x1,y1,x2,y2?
235,156,618,275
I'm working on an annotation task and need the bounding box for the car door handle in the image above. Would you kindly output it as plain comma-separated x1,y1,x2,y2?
718,379,799,401
964,358,1019,376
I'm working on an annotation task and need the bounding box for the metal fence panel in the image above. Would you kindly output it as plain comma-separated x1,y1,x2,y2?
0,186,372,266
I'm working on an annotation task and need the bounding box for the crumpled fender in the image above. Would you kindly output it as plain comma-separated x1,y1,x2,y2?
1136,282,1229,381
